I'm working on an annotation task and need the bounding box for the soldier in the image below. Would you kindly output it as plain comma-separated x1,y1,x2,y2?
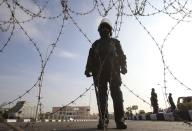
85,18,127,129
168,93,176,112
150,88,159,114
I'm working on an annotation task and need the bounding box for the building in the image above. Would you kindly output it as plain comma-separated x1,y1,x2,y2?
51,106,90,120
8,101,36,119
0,107,9,114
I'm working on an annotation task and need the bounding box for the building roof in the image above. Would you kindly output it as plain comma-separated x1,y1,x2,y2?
9,101,25,113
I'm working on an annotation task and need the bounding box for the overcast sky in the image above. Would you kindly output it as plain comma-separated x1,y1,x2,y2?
1,0,192,114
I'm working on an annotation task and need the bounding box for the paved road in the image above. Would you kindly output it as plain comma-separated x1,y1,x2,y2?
0,120,192,131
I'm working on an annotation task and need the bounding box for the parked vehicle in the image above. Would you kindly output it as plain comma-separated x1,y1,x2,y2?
177,96,192,111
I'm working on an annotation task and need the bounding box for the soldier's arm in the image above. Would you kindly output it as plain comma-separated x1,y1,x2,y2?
85,47,94,77
115,39,127,74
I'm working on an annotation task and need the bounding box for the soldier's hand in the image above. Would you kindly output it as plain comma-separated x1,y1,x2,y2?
85,70,92,77
121,67,127,74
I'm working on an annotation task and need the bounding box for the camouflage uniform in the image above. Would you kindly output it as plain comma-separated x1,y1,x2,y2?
85,37,127,126
168,93,176,112
150,89,159,114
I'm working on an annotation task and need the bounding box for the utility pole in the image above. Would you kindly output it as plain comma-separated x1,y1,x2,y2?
157,84,168,109
35,74,43,121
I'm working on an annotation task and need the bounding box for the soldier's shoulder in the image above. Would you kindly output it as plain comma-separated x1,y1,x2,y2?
92,39,100,47
92,39,100,49
111,38,120,43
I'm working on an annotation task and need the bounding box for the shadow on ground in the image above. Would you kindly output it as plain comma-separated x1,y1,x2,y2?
52,128,121,131
52,128,96,131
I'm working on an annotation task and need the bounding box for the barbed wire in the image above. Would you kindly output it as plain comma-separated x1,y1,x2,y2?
123,0,192,21
1,1,192,125
122,83,151,106
162,0,192,22
49,84,94,115
95,0,108,17
0,0,62,25
166,65,192,91
0,80,40,108
14,1,41,17
0,0,5,6
1,0,191,101
0,9,66,110
157,1,192,93
126,0,192,93
68,13,93,44
113,0,124,38
16,21,44,65
68,0,97,16
0,0,16,52
124,0,163,16
0,22,15,52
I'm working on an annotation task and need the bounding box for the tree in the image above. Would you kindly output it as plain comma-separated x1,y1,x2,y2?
125,106,133,117
131,105,138,114
139,110,145,114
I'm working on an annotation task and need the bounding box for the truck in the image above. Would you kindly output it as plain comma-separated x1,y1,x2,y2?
177,96,192,111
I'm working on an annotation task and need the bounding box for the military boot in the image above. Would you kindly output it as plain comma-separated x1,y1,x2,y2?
116,121,127,129
116,119,127,129
97,119,109,130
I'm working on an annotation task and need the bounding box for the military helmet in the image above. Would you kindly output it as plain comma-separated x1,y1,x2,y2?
98,18,112,36
98,18,112,31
